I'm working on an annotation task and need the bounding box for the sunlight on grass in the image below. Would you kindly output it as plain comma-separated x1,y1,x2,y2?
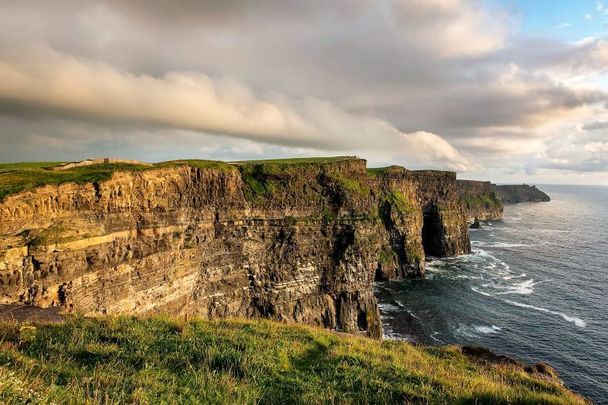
0,316,587,404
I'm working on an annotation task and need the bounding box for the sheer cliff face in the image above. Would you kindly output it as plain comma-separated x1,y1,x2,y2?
457,180,504,223
0,159,472,337
495,184,550,204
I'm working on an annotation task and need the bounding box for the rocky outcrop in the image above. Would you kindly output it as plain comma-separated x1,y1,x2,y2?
0,158,472,338
371,167,471,280
457,180,504,223
495,184,550,204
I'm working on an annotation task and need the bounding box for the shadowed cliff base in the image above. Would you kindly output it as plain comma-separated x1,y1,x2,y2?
0,316,588,404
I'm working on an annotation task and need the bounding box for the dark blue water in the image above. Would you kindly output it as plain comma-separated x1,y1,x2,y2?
376,185,608,403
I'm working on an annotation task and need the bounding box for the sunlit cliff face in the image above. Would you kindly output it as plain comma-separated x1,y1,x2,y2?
0,0,607,184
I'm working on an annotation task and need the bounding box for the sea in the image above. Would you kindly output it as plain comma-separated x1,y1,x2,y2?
376,185,608,403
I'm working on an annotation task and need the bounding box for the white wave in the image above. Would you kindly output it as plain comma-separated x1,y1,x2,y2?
502,273,526,280
491,242,534,248
378,302,401,314
473,324,502,334
457,274,484,280
483,278,548,295
473,241,534,248
502,299,587,328
455,323,502,338
470,286,492,297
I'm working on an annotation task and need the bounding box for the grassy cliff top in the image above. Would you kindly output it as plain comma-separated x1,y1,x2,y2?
230,156,359,166
0,316,585,404
0,160,235,202
0,157,365,202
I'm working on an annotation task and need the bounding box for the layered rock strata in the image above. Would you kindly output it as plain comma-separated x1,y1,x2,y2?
457,180,504,223
0,158,473,337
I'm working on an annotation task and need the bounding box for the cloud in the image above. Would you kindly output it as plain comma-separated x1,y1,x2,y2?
0,47,474,170
535,127,608,173
0,0,606,182
583,120,608,130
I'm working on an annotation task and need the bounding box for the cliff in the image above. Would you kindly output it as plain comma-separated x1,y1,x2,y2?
0,157,472,338
495,184,551,204
457,180,504,223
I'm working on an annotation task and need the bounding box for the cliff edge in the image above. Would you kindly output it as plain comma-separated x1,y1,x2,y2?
495,184,551,204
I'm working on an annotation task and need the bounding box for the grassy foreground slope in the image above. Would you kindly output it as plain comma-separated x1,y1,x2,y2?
0,317,586,404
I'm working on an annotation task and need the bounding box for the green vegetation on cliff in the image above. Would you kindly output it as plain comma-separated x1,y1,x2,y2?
383,191,415,213
0,317,585,404
231,156,357,166
495,184,551,204
0,155,359,203
0,162,145,202
463,194,502,210
0,160,234,202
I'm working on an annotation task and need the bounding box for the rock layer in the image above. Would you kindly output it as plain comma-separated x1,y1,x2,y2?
1,158,474,337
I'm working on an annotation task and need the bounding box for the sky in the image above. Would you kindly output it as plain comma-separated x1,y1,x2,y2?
0,0,607,184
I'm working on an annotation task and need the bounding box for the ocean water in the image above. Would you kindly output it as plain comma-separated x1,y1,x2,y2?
376,185,608,403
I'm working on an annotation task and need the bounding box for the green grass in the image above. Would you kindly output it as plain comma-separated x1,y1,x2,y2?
383,191,415,213
366,166,391,177
366,165,408,177
237,164,282,202
155,160,236,172
378,247,395,266
0,162,66,174
0,316,586,404
464,194,502,210
0,163,145,202
0,157,361,203
0,160,235,202
326,172,370,196
231,156,357,166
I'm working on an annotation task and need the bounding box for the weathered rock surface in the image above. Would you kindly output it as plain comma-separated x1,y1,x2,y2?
457,180,504,223
495,184,551,204
0,158,474,337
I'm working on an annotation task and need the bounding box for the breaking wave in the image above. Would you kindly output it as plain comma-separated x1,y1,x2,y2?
502,299,587,328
